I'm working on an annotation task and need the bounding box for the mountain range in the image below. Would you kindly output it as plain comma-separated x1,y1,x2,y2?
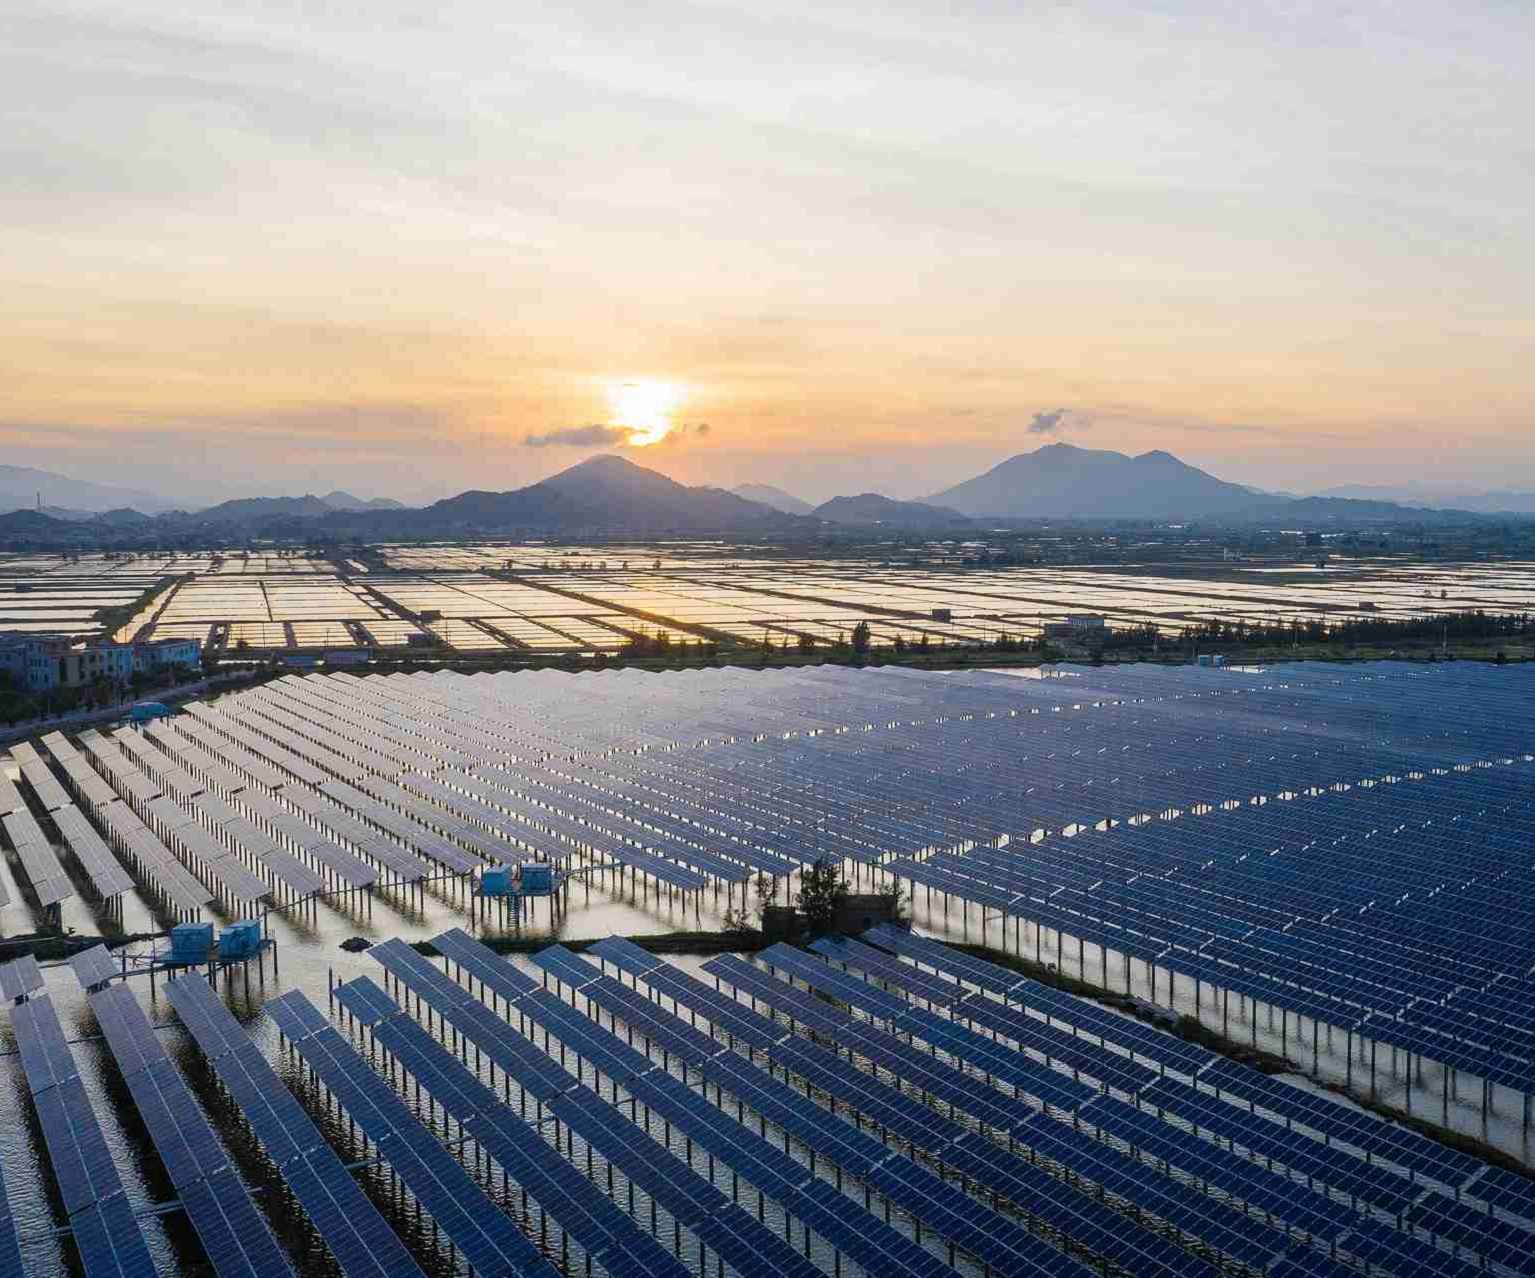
1319,484,1535,515
0,447,1520,546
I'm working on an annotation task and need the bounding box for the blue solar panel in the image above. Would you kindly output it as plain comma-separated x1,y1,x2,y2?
1084,1096,1357,1242
265,992,558,1278
69,945,119,992
369,940,576,1100
1408,1194,1535,1276
331,978,689,1278
1144,1078,1421,1217
431,927,542,999
162,975,426,1278
715,951,1092,1110
69,1193,159,1278
759,944,912,1022
7,993,159,1278
0,953,45,1002
1267,1243,1355,1278
12,992,80,1092
809,935,965,1006
524,944,1098,1278
623,945,1221,1276
1020,1113,1289,1271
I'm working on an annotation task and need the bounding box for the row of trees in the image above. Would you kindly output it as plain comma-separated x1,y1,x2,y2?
619,629,721,660
1178,609,1532,648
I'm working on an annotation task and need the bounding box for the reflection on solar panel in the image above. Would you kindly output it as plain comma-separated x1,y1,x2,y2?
90,984,295,1278
6,993,157,1278
162,975,426,1278
68,945,118,992
263,991,558,1278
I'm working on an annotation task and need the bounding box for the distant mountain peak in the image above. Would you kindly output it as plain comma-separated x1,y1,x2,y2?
413,454,802,533
929,442,1259,519
732,483,814,516
812,492,972,528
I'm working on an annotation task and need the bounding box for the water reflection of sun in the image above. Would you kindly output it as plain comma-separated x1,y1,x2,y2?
607,379,682,446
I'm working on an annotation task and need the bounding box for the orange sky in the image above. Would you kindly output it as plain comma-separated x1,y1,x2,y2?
4,1,1532,503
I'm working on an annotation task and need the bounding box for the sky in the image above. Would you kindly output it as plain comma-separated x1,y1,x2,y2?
3,0,1532,505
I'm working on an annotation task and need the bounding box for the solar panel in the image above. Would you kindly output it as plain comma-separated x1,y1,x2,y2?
6,993,159,1278
522,941,1097,1278
2,809,74,908
162,975,426,1278
332,978,690,1278
90,981,295,1278
69,945,118,992
265,992,558,1278
0,953,45,1002
69,1192,159,1278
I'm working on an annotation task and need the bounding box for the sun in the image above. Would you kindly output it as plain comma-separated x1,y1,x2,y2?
606,378,683,446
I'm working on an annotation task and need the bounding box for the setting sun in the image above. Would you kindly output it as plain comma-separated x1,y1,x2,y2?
607,378,683,446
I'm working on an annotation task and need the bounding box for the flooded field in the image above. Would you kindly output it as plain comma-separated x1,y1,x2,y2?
7,546,1533,656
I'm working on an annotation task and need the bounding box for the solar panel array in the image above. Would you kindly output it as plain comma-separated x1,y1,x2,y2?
394,923,1532,1278
90,982,296,1278
699,930,1535,1278
5,991,157,1278
163,974,428,1278
13,907,1523,1278
2,799,73,908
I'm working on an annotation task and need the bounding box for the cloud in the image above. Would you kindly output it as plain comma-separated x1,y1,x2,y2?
524,421,715,448
655,422,711,445
1026,408,1071,435
525,424,632,448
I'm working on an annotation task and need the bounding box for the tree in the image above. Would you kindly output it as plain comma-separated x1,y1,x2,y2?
753,873,776,920
797,633,816,653
797,857,848,935
851,620,871,655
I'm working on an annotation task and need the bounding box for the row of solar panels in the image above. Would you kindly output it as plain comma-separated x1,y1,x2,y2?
883,757,1535,1090
407,926,1528,1278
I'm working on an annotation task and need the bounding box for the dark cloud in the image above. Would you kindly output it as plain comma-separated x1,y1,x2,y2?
1026,408,1072,435
524,424,631,448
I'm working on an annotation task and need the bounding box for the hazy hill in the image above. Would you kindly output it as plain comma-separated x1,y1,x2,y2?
320,490,407,511
377,455,803,534
733,483,815,515
0,464,172,514
1322,484,1535,515
813,493,973,528
185,494,336,522
932,443,1261,519
93,507,156,528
